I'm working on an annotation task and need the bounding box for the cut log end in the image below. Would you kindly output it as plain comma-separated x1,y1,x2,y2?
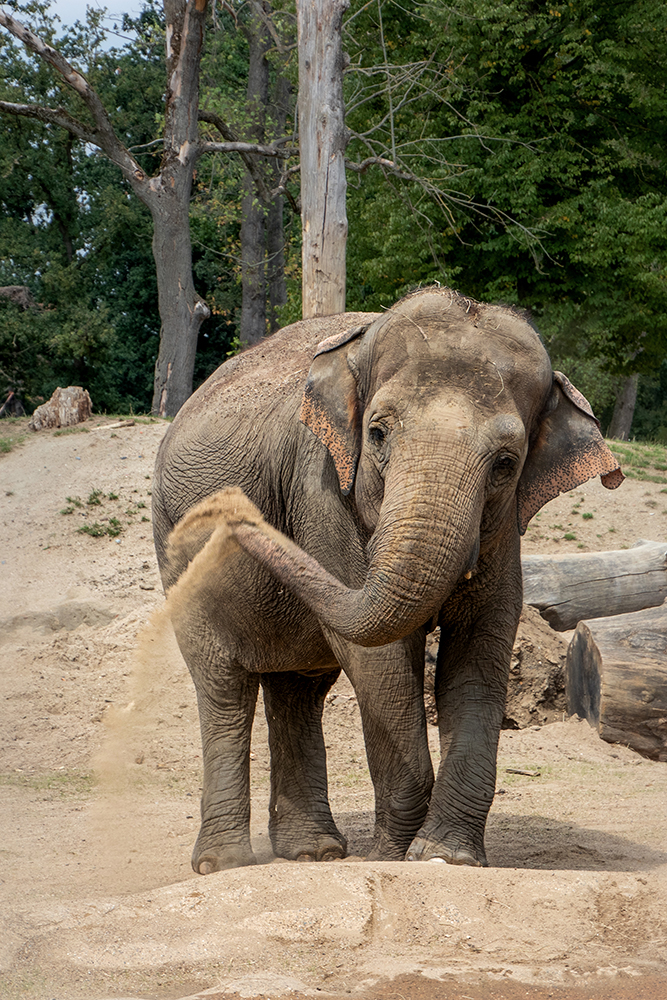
566,604,667,761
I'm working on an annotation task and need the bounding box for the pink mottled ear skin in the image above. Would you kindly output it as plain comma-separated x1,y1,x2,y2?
299,392,357,493
517,373,623,535
299,324,370,495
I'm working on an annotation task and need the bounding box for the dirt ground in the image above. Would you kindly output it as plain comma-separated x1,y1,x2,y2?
1,417,666,1000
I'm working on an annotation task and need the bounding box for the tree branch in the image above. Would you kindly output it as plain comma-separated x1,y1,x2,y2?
0,100,97,145
0,11,146,185
198,108,293,202
199,139,292,157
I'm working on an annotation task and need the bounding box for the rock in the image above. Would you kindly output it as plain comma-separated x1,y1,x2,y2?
28,386,93,431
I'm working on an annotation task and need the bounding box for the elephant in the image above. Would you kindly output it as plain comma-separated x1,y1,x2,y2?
152,286,623,874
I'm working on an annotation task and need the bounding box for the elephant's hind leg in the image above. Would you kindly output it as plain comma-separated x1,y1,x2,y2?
261,669,347,862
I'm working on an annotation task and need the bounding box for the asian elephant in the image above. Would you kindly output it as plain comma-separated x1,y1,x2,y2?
152,287,622,874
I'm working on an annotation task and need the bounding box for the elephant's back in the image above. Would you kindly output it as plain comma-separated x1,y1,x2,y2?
152,312,377,546
184,311,375,420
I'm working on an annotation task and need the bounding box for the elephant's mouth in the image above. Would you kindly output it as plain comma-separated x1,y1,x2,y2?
462,534,480,580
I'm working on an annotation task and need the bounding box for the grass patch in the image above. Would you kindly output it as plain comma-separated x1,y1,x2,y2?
52,425,90,437
63,487,130,536
0,769,93,796
0,416,29,454
608,439,667,482
78,517,122,538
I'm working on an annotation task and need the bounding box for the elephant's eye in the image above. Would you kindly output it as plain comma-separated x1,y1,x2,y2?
491,452,518,485
369,422,388,448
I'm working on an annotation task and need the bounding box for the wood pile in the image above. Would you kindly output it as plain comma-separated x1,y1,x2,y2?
522,540,667,630
565,602,667,761
519,543,667,760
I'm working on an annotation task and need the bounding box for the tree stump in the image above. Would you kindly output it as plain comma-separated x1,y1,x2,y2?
522,540,667,630
28,386,93,431
566,602,667,761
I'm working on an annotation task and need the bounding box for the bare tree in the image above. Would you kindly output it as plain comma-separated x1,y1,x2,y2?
0,4,290,416
296,0,349,318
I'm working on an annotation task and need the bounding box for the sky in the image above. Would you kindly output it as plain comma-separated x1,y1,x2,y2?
48,0,139,28
43,0,145,46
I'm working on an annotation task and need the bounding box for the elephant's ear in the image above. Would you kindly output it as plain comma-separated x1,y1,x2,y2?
516,372,624,535
300,323,370,494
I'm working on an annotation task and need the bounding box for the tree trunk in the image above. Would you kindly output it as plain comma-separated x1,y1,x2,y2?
266,75,290,333
239,8,271,347
522,540,667,631
149,0,210,417
566,602,667,761
266,192,286,332
0,3,210,420
297,0,349,318
28,386,92,430
607,373,639,440
151,193,209,417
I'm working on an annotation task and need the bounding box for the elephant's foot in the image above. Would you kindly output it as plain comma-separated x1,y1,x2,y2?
192,836,257,874
406,833,488,867
272,831,347,863
365,825,415,862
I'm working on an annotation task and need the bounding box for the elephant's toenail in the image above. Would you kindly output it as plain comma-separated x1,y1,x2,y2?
296,853,315,862
199,861,214,875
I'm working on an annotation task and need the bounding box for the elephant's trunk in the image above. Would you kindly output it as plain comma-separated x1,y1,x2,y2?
234,452,485,647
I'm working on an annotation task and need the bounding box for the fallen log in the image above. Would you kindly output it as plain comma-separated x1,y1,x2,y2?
522,540,667,631
565,602,667,761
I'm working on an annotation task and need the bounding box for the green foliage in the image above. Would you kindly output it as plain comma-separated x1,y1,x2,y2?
417,0,667,379
2,0,667,437
0,3,164,412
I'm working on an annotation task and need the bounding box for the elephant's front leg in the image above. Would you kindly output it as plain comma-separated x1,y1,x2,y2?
332,630,434,861
407,549,522,866
262,669,347,861
175,617,260,874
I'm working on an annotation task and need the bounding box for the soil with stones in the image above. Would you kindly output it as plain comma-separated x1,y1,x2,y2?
1,417,666,1000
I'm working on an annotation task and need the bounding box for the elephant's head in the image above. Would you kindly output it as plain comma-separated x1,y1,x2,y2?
208,288,623,646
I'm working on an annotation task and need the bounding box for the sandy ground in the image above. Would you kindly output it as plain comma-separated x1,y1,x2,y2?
1,417,666,1000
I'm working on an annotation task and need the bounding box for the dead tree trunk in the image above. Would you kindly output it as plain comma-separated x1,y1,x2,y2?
151,193,209,416
607,373,639,440
522,540,667,631
297,0,349,318
239,8,271,347
566,602,667,761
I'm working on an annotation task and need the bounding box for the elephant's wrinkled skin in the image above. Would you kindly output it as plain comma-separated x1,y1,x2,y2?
153,287,622,874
